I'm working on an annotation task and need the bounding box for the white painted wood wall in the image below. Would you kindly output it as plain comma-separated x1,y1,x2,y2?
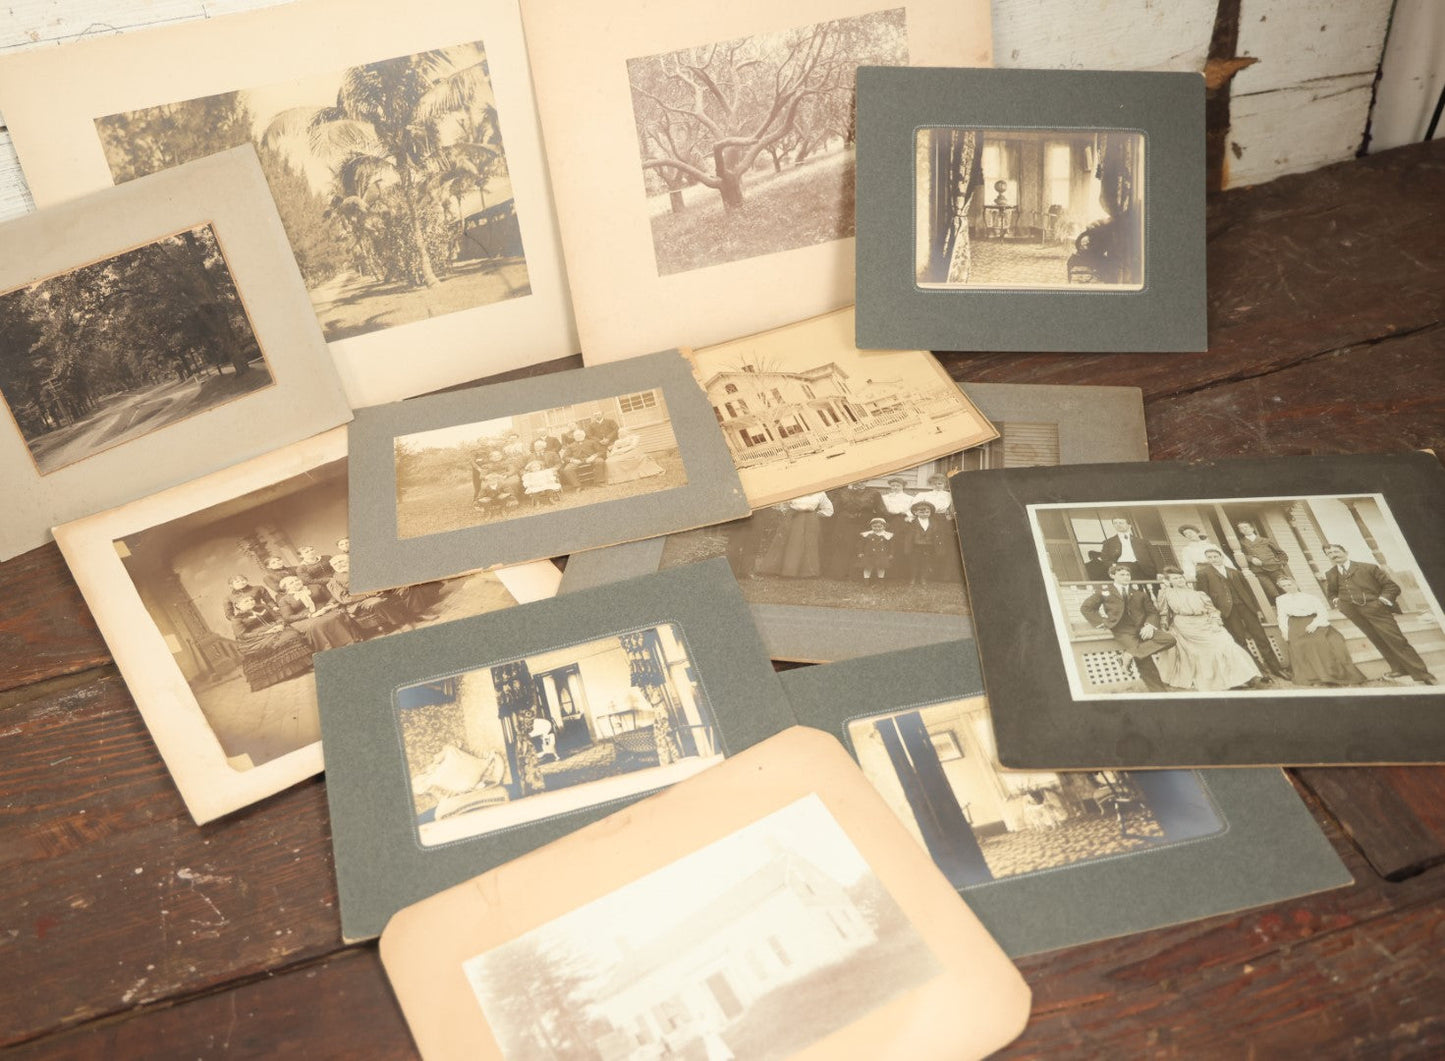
0,0,1432,227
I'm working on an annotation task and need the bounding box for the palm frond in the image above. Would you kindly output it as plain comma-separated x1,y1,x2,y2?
412,62,496,130
307,119,384,164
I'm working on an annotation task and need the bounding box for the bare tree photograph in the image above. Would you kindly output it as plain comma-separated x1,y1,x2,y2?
116,457,520,770
848,698,1224,887
461,795,939,1060
0,224,272,475
916,128,1144,289
398,624,721,847
95,41,529,342
393,390,685,539
627,9,907,276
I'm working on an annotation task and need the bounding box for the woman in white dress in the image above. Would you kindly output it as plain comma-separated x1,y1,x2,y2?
1154,567,1262,691
1274,575,1367,686
1176,524,1237,584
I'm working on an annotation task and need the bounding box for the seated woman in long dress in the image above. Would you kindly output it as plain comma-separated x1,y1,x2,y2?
1273,575,1367,686
325,554,415,634
1154,566,1263,691
275,575,357,651
601,432,663,484
225,582,313,692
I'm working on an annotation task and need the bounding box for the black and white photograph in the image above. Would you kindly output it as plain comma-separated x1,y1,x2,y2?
660,420,1062,618
398,624,721,847
0,224,272,475
848,698,1224,887
627,10,906,277
916,127,1145,290
460,794,939,1060
95,41,529,343
392,390,683,539
1032,494,1445,699
116,457,522,770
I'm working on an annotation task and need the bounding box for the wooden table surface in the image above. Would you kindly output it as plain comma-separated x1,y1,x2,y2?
3,140,1443,1058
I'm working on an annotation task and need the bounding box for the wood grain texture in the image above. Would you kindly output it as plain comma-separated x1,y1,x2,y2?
0,543,110,695
0,129,35,221
990,0,1215,72
1227,73,1378,186
1297,767,1445,881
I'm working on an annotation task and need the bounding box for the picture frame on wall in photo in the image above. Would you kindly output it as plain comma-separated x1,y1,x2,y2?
954,451,1445,769
316,558,798,942
52,427,562,824
0,0,578,406
778,640,1352,958
345,350,750,593
853,66,1208,353
0,146,352,561
517,0,992,364
561,382,1148,663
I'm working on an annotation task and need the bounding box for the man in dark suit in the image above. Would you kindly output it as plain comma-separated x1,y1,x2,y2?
583,411,620,450
1234,520,1290,604
1097,517,1158,579
1196,547,1289,679
1080,564,1178,692
1324,543,1437,685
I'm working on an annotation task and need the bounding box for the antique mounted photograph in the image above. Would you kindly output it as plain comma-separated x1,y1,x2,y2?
778,641,1353,958
915,128,1145,290
53,428,561,823
0,148,351,562
686,307,996,507
399,624,721,847
95,41,529,345
0,223,272,475
1031,494,1444,699
954,453,1445,768
561,382,1150,663
854,67,1205,353
346,350,748,592
0,0,578,404
393,389,682,539
462,795,938,1059
847,698,1222,887
628,9,906,277
517,0,991,362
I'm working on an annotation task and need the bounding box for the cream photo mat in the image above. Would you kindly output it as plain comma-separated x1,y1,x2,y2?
381,728,1031,1061
53,427,562,825
0,147,351,561
685,307,997,507
518,0,991,364
0,0,577,406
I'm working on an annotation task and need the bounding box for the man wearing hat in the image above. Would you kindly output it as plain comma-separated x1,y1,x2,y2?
902,499,951,585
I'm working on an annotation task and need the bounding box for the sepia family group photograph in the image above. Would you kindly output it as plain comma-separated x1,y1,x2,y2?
397,624,720,847
392,389,685,539
0,223,271,475
95,41,529,342
1031,494,1445,699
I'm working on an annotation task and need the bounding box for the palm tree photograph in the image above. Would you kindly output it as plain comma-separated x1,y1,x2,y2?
94,42,530,343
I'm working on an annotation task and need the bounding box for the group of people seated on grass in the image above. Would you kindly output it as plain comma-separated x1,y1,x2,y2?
219,538,441,691
468,410,663,512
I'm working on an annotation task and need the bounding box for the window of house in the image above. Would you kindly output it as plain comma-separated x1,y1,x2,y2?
769,936,792,966
618,390,658,413
770,388,783,403
1045,142,1072,210
712,405,722,423
723,383,738,394
802,384,815,399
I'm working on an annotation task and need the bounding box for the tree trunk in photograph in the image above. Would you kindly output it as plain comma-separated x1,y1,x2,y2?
398,167,441,288
178,229,251,376
668,187,686,213
715,145,745,210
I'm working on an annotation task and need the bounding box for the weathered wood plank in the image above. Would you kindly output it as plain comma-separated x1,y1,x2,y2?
0,543,111,695
0,128,35,222
1296,767,1445,881
1234,0,1393,96
1228,74,1378,187
991,0,1214,72
0,673,341,1048
938,140,1445,396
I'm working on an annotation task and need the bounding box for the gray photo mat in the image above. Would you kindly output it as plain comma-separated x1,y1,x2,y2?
854,66,1207,353
955,452,1445,769
346,349,748,592
316,558,797,942
778,640,1353,958
1,146,351,560
561,382,1147,662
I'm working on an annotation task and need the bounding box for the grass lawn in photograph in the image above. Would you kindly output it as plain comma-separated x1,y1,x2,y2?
396,450,687,539
648,151,855,276
311,257,531,342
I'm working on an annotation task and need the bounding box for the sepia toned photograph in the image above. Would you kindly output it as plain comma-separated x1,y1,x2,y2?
628,10,907,277
660,420,1062,618
95,41,529,343
393,390,684,539
398,624,720,847
0,224,272,476
848,698,1224,887
915,127,1144,290
115,456,522,770
461,794,940,1059
688,308,995,507
1031,494,1445,699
